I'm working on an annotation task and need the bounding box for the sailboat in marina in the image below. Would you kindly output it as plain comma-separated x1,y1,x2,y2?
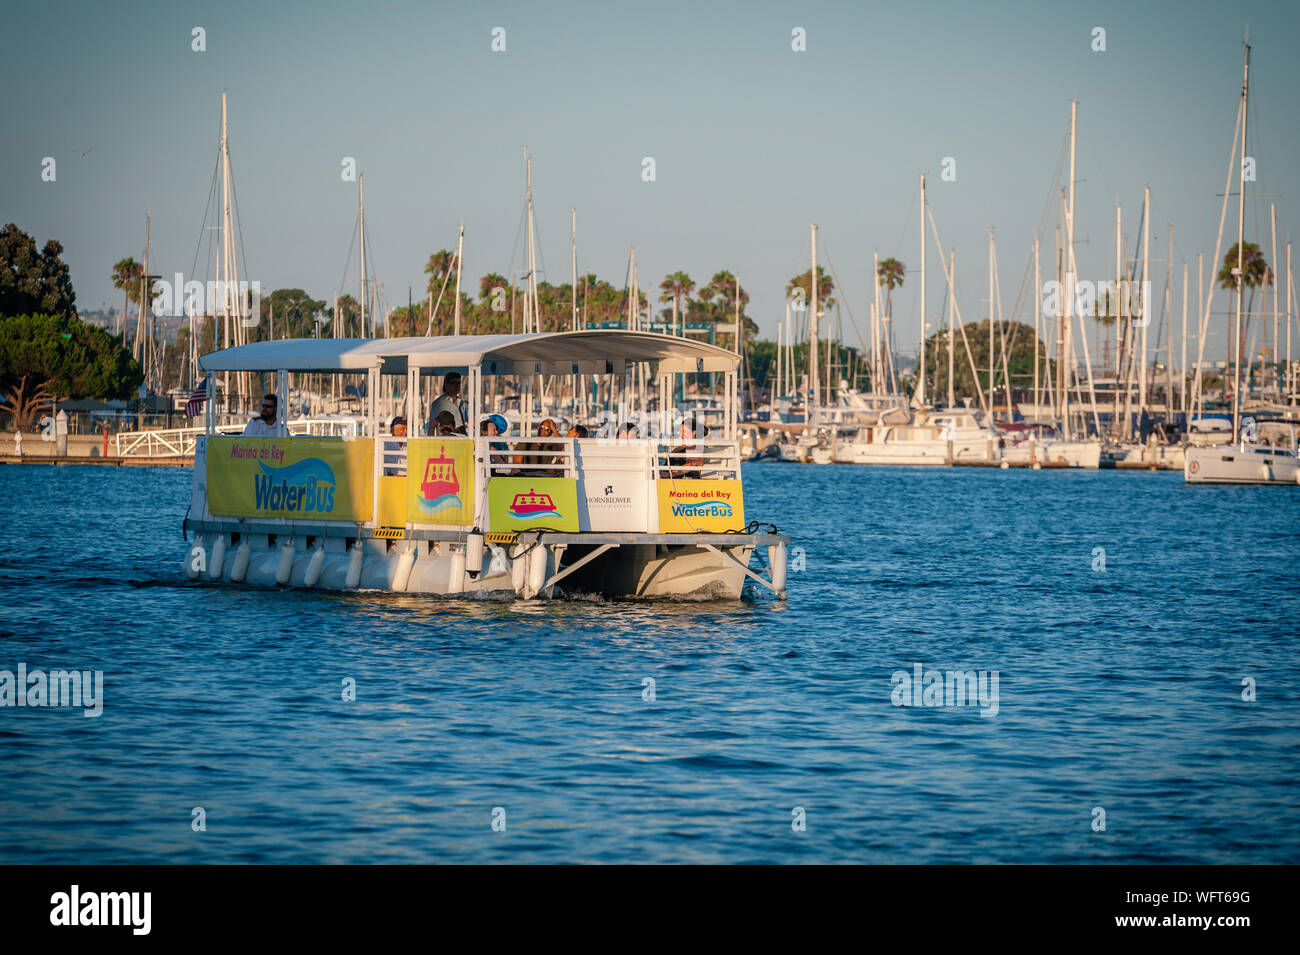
833,175,1000,466
1185,40,1300,484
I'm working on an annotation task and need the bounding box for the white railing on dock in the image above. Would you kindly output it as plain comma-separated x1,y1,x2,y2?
114,418,360,457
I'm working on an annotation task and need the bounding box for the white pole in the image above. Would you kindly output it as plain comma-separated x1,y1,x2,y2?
809,224,819,431
1033,236,1041,420
1064,100,1078,439
453,223,464,337
987,227,994,421
359,173,368,336
1139,186,1150,423
918,173,926,407
570,209,578,331
1180,263,1189,415
1271,203,1279,394
1288,242,1294,405
1232,42,1250,443
947,250,956,410
1165,225,1175,421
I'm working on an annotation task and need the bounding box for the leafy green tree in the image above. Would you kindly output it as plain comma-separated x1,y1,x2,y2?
1,313,142,427
334,294,360,337
0,224,76,318
919,318,1048,403
258,289,327,339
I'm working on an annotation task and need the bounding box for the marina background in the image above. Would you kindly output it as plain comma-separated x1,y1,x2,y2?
3,0,1299,352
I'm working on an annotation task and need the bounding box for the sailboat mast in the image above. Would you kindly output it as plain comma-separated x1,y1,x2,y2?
525,150,537,333
1139,186,1150,430
777,310,784,401
359,173,368,335
570,209,578,331
219,92,233,410
453,222,464,336
135,214,149,366
947,250,956,409
918,173,926,407
1232,41,1250,443
1033,236,1040,420
1064,100,1078,440
1057,193,1067,434
987,228,994,421
809,224,819,430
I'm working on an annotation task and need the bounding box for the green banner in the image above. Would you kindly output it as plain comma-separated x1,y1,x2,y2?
488,477,579,532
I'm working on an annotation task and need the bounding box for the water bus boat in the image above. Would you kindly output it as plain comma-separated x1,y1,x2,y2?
181,331,791,599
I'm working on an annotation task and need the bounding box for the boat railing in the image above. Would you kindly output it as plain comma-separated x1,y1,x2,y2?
653,441,741,480
485,436,577,478
381,435,408,477
116,418,360,457
476,437,741,481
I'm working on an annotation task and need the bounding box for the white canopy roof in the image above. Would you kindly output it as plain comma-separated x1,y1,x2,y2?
199,330,740,375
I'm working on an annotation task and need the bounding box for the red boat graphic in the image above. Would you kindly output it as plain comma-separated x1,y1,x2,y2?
420,446,460,500
510,489,556,515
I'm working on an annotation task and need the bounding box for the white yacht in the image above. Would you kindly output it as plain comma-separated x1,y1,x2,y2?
1185,420,1300,485
1185,442,1299,484
834,407,997,466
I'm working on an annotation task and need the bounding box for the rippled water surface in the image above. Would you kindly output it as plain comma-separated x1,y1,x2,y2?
1,463,1297,863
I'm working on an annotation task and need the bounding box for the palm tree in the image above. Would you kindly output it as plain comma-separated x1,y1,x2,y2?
111,257,143,339
1217,242,1269,361
1095,288,1119,371
876,257,906,316
695,270,754,348
658,271,694,335
785,268,835,342
424,249,455,296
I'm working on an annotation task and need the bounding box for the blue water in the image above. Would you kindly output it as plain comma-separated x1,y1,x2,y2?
1,463,1297,863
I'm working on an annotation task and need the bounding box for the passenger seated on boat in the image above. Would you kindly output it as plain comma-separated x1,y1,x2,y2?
482,415,512,474
616,422,639,443
566,424,589,439
434,411,459,436
517,418,564,476
384,416,407,476
661,417,705,479
426,372,465,433
243,394,279,436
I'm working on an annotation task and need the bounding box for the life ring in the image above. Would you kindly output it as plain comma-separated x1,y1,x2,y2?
1189,460,1200,473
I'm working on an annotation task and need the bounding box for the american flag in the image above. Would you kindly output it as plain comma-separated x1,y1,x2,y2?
185,378,210,418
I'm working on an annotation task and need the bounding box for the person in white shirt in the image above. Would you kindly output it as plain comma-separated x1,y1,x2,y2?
244,394,279,436
426,372,465,433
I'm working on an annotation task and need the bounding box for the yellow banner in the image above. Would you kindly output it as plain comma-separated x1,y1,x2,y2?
406,438,476,526
207,436,374,522
657,480,745,532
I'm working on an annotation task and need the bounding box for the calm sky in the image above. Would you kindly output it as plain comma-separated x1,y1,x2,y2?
3,0,1296,358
